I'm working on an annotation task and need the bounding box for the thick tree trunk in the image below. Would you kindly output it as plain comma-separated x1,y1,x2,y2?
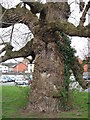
25,2,69,113
26,39,65,112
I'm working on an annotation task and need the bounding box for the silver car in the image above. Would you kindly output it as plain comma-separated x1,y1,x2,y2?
15,78,28,85
0,76,8,83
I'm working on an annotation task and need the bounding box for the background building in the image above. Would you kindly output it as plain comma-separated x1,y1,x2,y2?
0,64,8,73
13,63,27,73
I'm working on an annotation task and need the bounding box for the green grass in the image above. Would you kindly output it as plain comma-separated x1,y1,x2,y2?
0,86,2,119
59,90,89,118
1,86,89,118
72,91,88,115
2,86,30,118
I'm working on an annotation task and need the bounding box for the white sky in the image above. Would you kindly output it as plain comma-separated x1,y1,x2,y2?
68,0,89,59
0,0,89,62
0,24,33,51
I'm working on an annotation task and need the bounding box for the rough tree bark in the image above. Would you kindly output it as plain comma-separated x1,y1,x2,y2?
25,3,68,112
0,1,89,113
28,39,64,112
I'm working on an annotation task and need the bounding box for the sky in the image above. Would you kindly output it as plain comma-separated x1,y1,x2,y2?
68,0,89,59
0,0,89,62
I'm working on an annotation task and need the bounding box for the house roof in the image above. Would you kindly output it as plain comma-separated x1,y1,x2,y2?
13,62,28,72
13,62,28,68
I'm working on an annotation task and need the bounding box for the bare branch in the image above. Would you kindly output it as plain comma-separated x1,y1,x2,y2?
10,24,14,44
0,42,8,45
79,2,85,12
0,46,6,54
79,1,90,26
0,43,13,54
0,3,39,34
0,39,34,63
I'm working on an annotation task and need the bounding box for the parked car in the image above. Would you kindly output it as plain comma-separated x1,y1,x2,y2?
83,76,90,84
10,76,16,82
0,76,8,83
24,76,29,81
83,76,90,80
15,78,28,85
7,76,12,82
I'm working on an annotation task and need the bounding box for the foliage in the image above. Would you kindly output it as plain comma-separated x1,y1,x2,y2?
56,32,76,70
56,32,77,110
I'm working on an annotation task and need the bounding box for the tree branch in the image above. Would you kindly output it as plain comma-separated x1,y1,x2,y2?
79,1,90,26
0,42,8,45
0,47,6,54
0,43,13,55
10,24,14,44
72,59,88,89
0,39,34,63
23,2,44,14
46,20,89,38
0,3,39,34
79,2,85,12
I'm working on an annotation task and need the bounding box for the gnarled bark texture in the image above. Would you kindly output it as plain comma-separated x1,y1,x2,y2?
27,38,64,112
25,3,68,112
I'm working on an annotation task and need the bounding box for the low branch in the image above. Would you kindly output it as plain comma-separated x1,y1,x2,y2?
46,20,89,38
0,40,34,63
72,59,88,89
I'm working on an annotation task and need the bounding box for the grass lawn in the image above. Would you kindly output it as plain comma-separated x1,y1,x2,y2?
2,86,30,118
1,86,89,118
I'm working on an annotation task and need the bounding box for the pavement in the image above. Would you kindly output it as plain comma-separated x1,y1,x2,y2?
0,82,29,87
0,81,90,92
0,82,15,86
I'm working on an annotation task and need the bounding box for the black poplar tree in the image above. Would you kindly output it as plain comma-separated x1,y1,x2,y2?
0,1,89,112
